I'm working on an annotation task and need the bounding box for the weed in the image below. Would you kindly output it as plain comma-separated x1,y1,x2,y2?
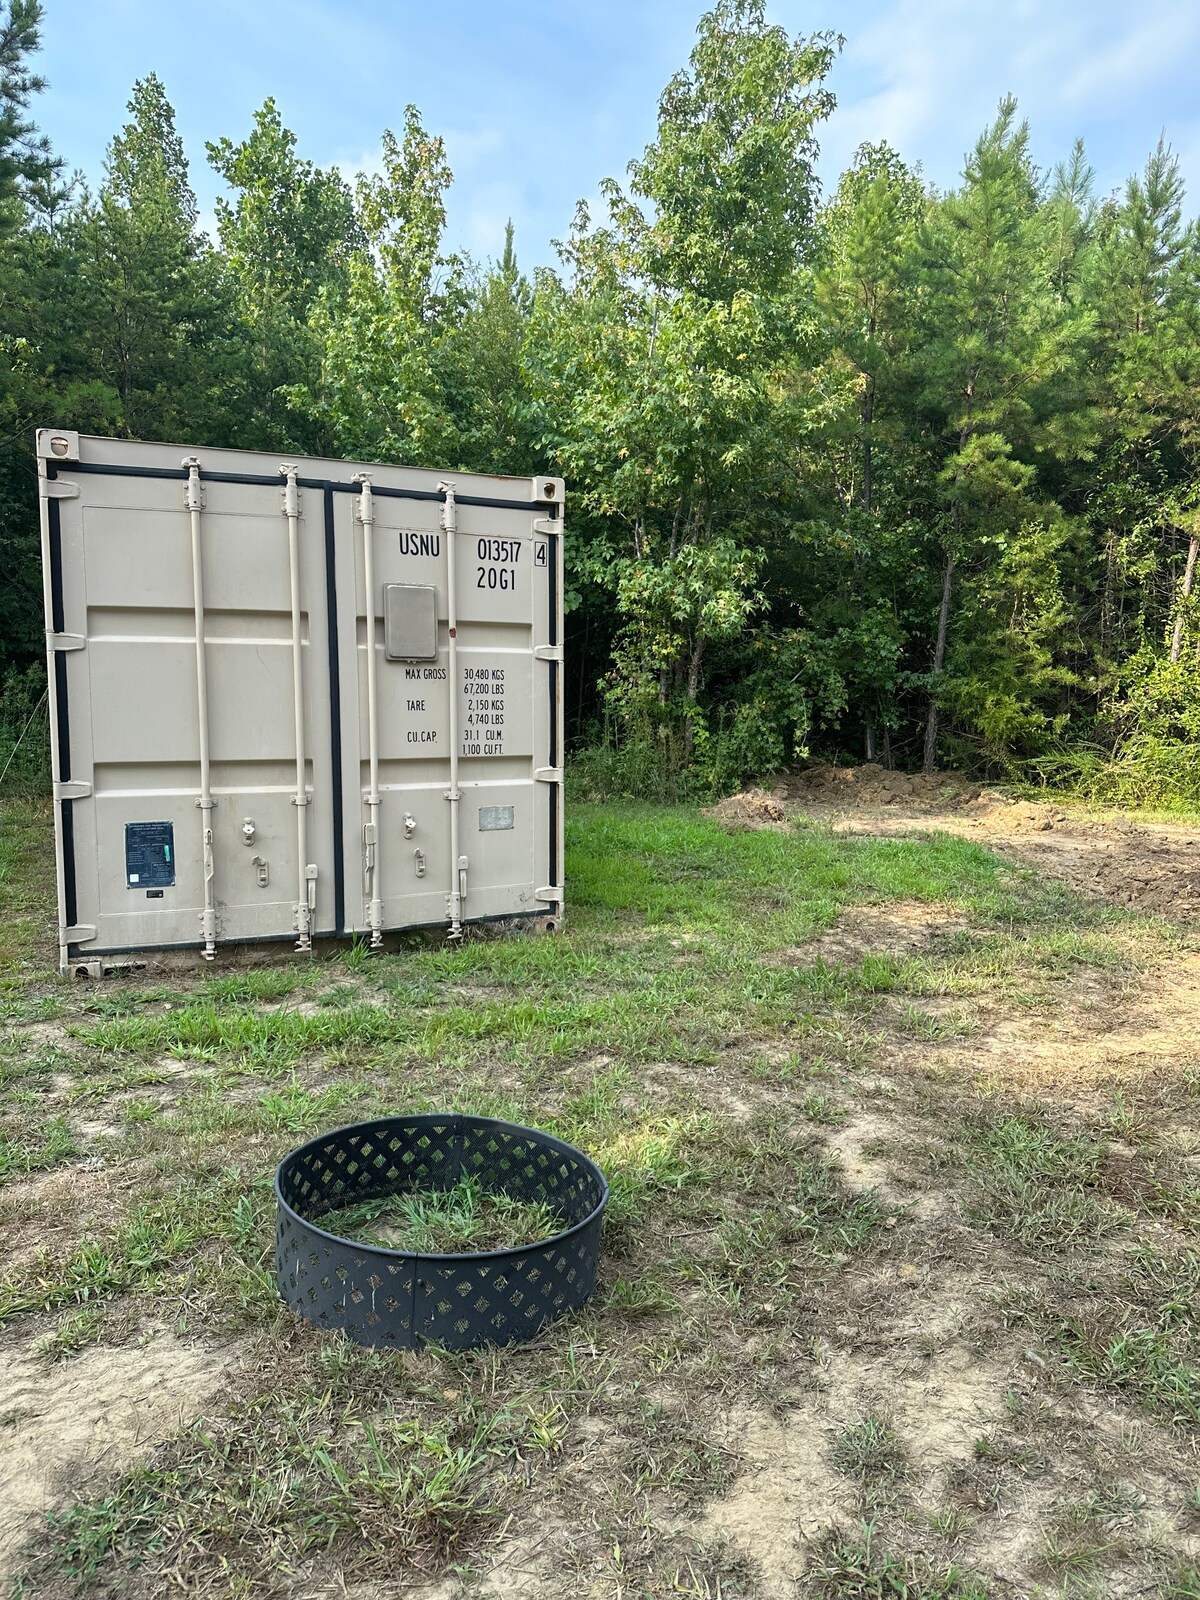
319,1175,563,1253
808,1521,992,1597
342,931,374,971
33,1304,104,1360
957,1111,1122,1248
603,1273,679,1316
800,1092,847,1125
929,1503,975,1541
1056,1321,1200,1423
38,1391,508,1588
0,1114,75,1182
831,1415,905,1484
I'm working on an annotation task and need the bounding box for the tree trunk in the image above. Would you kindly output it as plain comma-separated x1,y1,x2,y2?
922,552,956,775
860,376,875,514
1169,533,1199,663
681,638,705,762
686,638,704,704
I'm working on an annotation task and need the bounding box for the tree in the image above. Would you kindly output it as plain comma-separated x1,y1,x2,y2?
0,0,67,680
436,222,542,476
207,100,361,450
0,0,58,228
810,142,926,759
73,77,234,442
815,143,925,515
913,98,1091,770
293,106,462,464
108,72,196,227
534,2,840,777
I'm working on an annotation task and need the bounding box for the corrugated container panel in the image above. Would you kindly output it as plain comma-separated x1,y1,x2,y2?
37,429,564,974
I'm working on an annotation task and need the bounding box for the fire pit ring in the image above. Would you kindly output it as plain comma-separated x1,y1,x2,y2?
275,1113,608,1350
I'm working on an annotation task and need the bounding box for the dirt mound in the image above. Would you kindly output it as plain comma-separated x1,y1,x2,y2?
708,789,788,830
782,763,978,810
1016,825,1200,918
783,764,1066,828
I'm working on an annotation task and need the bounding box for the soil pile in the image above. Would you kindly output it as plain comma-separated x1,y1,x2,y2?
707,789,788,830
779,763,977,810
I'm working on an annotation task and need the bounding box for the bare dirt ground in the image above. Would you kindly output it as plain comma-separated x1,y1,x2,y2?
0,1332,240,1574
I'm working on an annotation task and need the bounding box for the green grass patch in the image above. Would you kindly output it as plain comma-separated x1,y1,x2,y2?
808,1522,992,1598
318,1174,563,1253
953,1111,1124,1249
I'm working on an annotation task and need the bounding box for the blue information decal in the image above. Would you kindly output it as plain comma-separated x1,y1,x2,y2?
125,821,176,890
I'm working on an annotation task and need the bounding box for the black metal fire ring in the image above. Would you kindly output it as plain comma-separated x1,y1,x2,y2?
275,1113,608,1350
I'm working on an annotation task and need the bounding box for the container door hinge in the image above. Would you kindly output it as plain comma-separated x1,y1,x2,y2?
39,478,80,500
48,632,85,652
64,923,97,944
533,645,563,663
532,517,557,536
534,888,564,909
54,779,91,801
534,767,563,785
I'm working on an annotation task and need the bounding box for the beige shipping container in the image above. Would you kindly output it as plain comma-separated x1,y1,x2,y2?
37,430,565,975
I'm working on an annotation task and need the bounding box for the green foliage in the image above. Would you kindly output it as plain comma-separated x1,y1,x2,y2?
318,1175,563,1254
0,660,47,791
0,1,58,224
2,6,1200,802
206,97,361,450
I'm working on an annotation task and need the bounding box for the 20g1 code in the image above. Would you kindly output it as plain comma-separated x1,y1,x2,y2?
477,566,516,590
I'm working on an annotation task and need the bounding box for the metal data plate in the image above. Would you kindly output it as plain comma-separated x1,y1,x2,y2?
479,805,515,832
384,583,438,660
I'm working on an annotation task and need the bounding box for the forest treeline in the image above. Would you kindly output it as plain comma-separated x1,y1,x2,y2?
2,0,1199,803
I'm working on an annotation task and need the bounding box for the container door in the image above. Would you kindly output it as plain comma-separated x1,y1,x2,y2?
337,484,560,935
40,434,337,963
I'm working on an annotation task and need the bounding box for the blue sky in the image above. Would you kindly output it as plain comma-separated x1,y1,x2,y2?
34,0,1200,271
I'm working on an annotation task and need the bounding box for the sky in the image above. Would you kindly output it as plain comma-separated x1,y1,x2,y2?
32,0,1200,271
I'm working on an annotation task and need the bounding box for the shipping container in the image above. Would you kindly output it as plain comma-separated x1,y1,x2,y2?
37,430,564,975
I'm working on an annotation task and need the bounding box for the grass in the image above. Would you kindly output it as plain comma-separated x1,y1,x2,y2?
954,1111,1124,1249
831,1415,906,1485
0,796,1197,1598
808,1523,993,1598
318,1175,564,1253
41,1388,507,1585
0,794,54,979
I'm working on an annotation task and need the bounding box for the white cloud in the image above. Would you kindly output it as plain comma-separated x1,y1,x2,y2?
818,0,1200,201
1060,3,1200,105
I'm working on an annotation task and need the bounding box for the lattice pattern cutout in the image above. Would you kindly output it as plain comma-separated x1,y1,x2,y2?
275,1114,606,1350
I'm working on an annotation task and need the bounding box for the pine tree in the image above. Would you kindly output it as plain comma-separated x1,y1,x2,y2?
914,98,1089,769
76,77,234,441
0,0,58,228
